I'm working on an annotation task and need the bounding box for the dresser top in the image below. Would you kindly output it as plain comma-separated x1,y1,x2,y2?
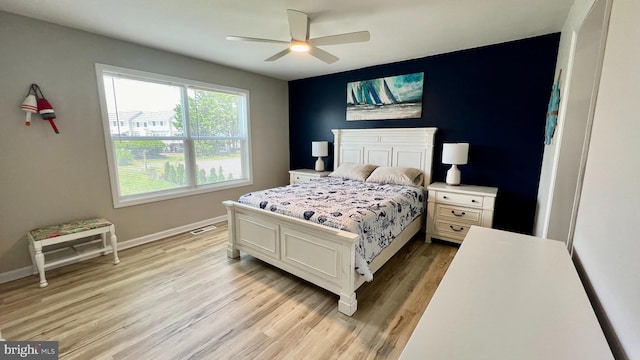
427,182,497,197
401,226,613,359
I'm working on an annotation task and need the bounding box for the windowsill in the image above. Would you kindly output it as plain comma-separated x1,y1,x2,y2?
113,179,253,208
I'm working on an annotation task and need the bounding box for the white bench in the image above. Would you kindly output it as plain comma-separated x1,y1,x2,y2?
27,218,120,287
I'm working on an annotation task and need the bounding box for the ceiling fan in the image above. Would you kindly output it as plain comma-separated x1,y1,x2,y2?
226,9,370,64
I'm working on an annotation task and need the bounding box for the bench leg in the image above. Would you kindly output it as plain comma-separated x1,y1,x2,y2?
33,242,48,288
28,241,38,275
109,225,120,265
101,232,108,255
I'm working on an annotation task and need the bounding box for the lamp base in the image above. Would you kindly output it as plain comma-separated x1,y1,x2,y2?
315,157,325,172
446,165,461,185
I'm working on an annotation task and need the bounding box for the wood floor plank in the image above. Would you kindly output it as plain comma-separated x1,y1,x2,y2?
0,222,456,359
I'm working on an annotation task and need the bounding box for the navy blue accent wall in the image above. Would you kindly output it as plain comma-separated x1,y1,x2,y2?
288,33,560,234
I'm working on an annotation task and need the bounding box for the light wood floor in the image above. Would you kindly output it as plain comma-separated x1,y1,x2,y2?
0,222,457,360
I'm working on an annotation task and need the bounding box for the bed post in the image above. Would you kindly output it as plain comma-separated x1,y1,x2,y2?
223,201,240,259
338,235,358,316
332,129,342,171
339,293,357,316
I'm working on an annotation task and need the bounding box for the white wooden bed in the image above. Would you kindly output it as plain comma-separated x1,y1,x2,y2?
223,127,437,315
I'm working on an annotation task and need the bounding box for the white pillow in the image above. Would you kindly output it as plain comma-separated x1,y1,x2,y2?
365,166,424,186
329,163,378,181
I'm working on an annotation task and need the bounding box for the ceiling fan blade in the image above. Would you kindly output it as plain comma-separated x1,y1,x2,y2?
287,9,309,41
309,46,339,64
226,35,289,44
265,48,291,62
308,31,370,46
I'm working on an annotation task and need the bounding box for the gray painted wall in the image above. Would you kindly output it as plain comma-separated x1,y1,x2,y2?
0,12,289,273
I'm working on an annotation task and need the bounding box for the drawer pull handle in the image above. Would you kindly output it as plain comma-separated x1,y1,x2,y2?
451,210,466,217
471,199,477,203
450,225,464,232
443,195,448,199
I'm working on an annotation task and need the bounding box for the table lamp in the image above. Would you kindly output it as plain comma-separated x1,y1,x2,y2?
442,143,469,185
312,141,328,172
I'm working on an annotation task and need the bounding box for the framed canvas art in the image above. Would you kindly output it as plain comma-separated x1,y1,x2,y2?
346,72,424,121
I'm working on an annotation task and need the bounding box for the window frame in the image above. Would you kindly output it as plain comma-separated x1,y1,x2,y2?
95,63,252,208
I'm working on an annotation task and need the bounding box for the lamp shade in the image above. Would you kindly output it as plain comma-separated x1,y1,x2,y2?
311,141,328,157
442,143,469,165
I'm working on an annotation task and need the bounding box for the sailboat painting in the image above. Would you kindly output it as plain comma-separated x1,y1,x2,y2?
346,72,424,121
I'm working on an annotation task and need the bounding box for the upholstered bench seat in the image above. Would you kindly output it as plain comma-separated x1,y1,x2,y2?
27,218,119,287
29,218,114,241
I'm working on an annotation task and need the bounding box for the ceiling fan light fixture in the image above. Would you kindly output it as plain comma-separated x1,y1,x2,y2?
290,41,310,52
227,9,370,64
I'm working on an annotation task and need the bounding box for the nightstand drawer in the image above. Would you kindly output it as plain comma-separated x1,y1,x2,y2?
436,192,484,208
434,219,471,239
290,174,316,183
289,169,332,184
436,204,482,224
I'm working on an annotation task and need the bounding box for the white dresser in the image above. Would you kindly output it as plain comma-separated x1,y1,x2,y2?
288,169,331,184
426,182,497,244
400,226,613,360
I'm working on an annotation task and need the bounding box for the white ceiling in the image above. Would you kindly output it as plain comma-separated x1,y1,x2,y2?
0,0,573,81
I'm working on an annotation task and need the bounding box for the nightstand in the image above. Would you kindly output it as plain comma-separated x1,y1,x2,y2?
426,182,498,244
289,169,331,184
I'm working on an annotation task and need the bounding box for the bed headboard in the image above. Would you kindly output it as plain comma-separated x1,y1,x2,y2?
331,127,438,187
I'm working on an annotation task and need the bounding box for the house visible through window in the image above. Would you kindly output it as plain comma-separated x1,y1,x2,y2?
95,64,252,208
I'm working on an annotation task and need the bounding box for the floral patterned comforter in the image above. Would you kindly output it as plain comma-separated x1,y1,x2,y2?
238,177,425,281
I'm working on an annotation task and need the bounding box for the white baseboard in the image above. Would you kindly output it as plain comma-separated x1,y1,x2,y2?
0,266,34,285
118,215,226,251
0,216,227,285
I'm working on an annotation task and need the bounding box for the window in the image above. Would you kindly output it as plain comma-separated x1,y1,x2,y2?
95,64,252,208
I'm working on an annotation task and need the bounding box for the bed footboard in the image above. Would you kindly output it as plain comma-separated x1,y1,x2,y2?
224,200,360,315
